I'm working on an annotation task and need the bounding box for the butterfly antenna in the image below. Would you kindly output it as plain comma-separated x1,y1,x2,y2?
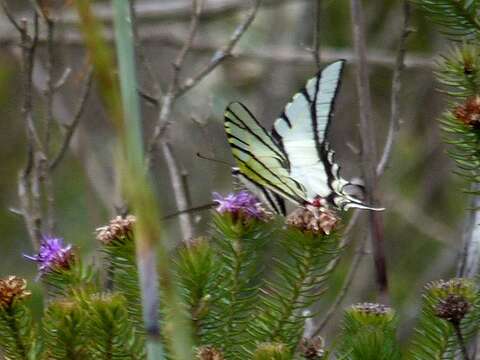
196,152,233,167
162,202,215,220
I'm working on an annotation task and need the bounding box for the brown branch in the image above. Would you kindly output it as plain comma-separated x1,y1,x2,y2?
145,0,204,168
313,235,367,335
0,1,23,33
162,142,194,241
6,9,45,249
313,0,321,69
350,0,389,301
376,1,411,176
146,0,261,170
49,68,93,171
0,29,434,69
42,0,301,26
130,0,163,100
176,0,262,97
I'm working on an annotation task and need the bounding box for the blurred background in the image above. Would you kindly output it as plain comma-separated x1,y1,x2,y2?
0,0,468,342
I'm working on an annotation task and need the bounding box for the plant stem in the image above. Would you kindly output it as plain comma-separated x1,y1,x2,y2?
453,322,470,360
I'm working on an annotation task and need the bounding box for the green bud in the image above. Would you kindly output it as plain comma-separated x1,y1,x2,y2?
252,342,290,360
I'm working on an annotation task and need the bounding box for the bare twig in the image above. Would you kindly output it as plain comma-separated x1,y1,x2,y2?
0,1,23,33
142,0,207,243
162,142,194,241
313,0,321,68
457,183,480,277
313,235,367,335
145,0,205,168
376,1,411,176
130,0,163,100
0,30,433,69
146,0,261,170
35,0,301,26
53,67,72,91
49,68,93,171
350,0,388,301
176,0,262,97
5,9,45,249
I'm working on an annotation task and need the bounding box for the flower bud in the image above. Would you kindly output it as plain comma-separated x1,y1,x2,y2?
195,346,224,360
252,342,290,360
0,276,31,308
96,215,136,244
299,336,326,359
453,96,480,129
286,206,339,235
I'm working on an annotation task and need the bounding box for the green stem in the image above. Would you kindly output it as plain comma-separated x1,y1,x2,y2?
269,244,312,343
452,0,480,33
2,307,28,359
453,322,470,360
221,239,244,354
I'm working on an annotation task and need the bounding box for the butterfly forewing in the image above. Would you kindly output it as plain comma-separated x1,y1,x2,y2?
225,102,307,205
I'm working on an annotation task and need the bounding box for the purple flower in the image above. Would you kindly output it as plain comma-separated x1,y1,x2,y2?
212,191,269,220
24,236,74,275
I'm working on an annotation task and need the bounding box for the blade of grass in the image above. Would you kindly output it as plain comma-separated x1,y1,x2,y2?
74,1,193,359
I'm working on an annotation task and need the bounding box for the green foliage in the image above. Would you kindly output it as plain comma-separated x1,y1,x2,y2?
440,108,480,193
79,292,144,359
413,0,480,37
414,0,480,192
204,213,274,359
408,278,480,359
249,228,340,352
102,235,143,331
42,260,97,298
42,300,87,360
0,301,39,360
252,342,290,360
336,304,401,360
436,45,480,97
175,238,222,342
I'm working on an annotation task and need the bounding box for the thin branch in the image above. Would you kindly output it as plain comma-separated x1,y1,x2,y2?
49,68,93,171
176,0,262,97
145,0,205,169
0,31,433,69
39,0,301,26
146,0,261,171
53,67,72,91
172,0,204,91
457,183,480,277
130,0,163,99
313,0,321,69
453,322,471,360
0,1,23,33
350,0,389,301
313,235,367,335
162,142,194,241
376,1,411,176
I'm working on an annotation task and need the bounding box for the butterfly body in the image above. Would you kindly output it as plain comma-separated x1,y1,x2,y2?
224,60,383,214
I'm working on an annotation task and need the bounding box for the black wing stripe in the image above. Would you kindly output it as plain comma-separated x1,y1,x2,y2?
230,143,304,196
225,110,284,159
260,186,282,214
237,159,303,204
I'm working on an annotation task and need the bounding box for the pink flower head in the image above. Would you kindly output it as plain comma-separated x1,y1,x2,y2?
24,236,74,275
212,191,269,220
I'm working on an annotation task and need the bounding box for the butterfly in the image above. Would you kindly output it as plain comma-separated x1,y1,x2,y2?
224,60,383,215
